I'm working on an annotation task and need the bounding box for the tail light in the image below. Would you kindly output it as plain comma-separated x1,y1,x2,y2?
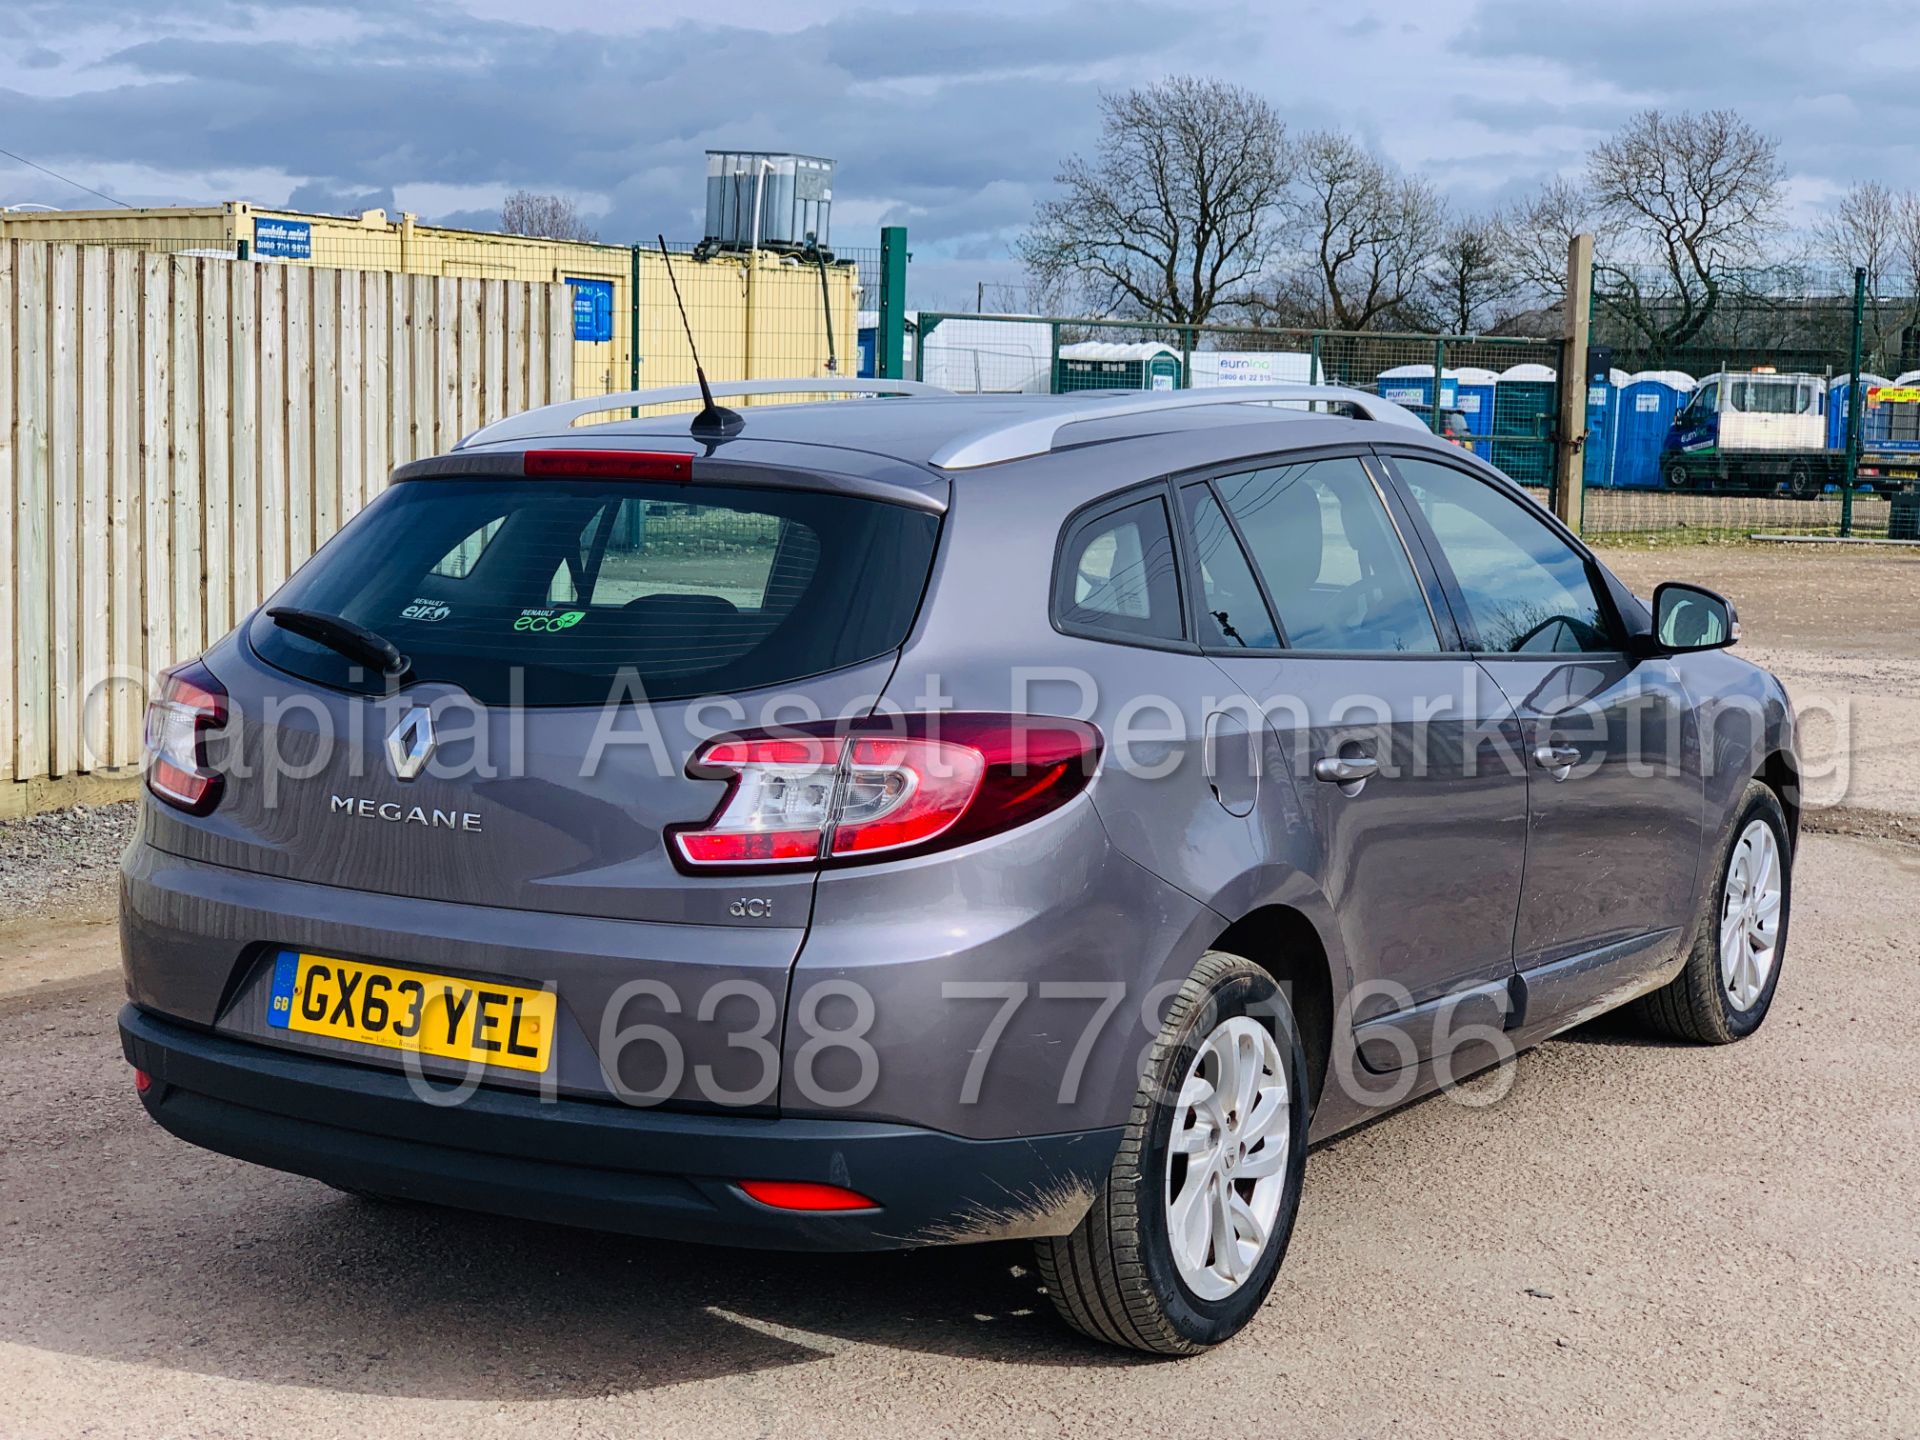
144,660,229,815
670,713,1102,871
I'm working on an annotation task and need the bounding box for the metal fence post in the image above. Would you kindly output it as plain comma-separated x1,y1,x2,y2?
1050,321,1061,393
877,226,908,380
914,312,939,383
1309,332,1322,386
1843,264,1866,539
1431,338,1446,433
1179,328,1194,389
628,243,641,416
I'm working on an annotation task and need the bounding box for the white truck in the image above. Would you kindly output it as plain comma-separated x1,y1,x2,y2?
1663,368,1920,497
1661,370,1840,497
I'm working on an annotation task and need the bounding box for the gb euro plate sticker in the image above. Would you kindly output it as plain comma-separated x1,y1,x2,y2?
268,949,299,1029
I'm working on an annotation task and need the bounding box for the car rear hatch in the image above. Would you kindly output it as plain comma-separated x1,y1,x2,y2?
141,447,944,1107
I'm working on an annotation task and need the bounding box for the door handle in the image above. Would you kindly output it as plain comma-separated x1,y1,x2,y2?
1533,744,1580,780
1313,755,1379,795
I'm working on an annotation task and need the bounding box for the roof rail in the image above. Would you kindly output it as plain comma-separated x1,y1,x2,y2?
456,378,954,450
927,384,1431,470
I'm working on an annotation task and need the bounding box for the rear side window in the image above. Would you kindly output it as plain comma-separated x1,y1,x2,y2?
1054,496,1185,644
250,478,939,705
1179,485,1278,649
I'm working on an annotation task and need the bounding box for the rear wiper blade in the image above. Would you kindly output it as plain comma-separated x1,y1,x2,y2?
266,607,409,677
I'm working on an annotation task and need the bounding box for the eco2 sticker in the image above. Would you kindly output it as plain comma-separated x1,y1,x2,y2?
514,609,587,633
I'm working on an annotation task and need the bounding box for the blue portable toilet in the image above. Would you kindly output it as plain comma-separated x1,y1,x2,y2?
1827,373,1891,450
1582,368,1629,489
1376,363,1457,424
1612,371,1695,489
1450,367,1498,440
1491,363,1557,487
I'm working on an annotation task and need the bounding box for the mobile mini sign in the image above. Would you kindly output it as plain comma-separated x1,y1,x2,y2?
568,278,614,343
252,218,312,260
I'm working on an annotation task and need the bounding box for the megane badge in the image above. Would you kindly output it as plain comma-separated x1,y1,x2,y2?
386,706,436,781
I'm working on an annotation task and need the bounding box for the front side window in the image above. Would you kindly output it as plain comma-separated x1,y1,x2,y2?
1212,457,1438,653
1393,457,1615,654
1055,496,1185,643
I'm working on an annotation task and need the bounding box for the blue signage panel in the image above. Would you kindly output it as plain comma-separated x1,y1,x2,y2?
253,218,312,260
568,278,614,343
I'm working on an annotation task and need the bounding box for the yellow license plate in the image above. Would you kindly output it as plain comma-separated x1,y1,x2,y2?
267,951,556,1073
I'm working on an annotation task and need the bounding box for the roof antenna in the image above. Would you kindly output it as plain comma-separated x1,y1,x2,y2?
657,234,744,439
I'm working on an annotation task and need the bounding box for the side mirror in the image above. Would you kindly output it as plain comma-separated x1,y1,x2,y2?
1650,581,1739,653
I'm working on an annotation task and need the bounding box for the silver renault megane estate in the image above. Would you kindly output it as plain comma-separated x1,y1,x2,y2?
121,379,1797,1353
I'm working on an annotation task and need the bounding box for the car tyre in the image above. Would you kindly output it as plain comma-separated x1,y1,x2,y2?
1663,460,1691,490
1036,951,1310,1355
1631,780,1792,1044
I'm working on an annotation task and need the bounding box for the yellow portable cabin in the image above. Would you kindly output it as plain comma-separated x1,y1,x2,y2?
0,201,859,403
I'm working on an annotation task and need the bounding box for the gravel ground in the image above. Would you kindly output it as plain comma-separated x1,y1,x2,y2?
0,802,135,918
3,831,1914,1437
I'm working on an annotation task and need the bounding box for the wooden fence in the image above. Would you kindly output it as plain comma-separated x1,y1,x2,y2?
0,240,573,784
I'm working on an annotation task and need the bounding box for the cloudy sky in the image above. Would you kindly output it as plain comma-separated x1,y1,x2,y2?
2,0,1915,305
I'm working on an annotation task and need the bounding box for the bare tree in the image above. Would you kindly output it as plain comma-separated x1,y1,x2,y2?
1817,181,1920,372
1498,177,1614,303
1424,217,1517,333
500,190,599,243
1018,76,1289,326
1587,109,1784,355
1267,131,1444,330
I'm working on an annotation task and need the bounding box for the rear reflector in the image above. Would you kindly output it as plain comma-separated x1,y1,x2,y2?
523,449,692,481
133,1068,153,1094
738,1180,879,1212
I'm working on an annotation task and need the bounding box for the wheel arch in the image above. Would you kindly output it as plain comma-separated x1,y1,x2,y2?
1206,904,1337,1117
1758,748,1801,850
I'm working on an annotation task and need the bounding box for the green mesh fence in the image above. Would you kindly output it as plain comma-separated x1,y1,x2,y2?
912,312,1563,491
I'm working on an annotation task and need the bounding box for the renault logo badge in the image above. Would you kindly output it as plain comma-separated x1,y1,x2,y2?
386,706,436,782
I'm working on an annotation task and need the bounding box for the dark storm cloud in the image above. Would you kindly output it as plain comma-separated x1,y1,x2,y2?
0,1,1210,255
820,1,1195,79
5,0,1920,261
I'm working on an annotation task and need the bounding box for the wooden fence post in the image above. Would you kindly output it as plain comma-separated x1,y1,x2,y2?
1553,233,1595,529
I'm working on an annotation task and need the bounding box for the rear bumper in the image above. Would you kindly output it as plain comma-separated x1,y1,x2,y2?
120,1004,1120,1252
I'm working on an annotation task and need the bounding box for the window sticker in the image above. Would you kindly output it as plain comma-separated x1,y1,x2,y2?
400,598,452,624
514,609,587,634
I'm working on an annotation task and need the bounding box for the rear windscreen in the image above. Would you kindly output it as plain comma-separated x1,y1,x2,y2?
248,477,940,705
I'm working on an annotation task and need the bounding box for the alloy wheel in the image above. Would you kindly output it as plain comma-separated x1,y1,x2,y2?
1719,819,1783,1011
1163,1015,1292,1301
